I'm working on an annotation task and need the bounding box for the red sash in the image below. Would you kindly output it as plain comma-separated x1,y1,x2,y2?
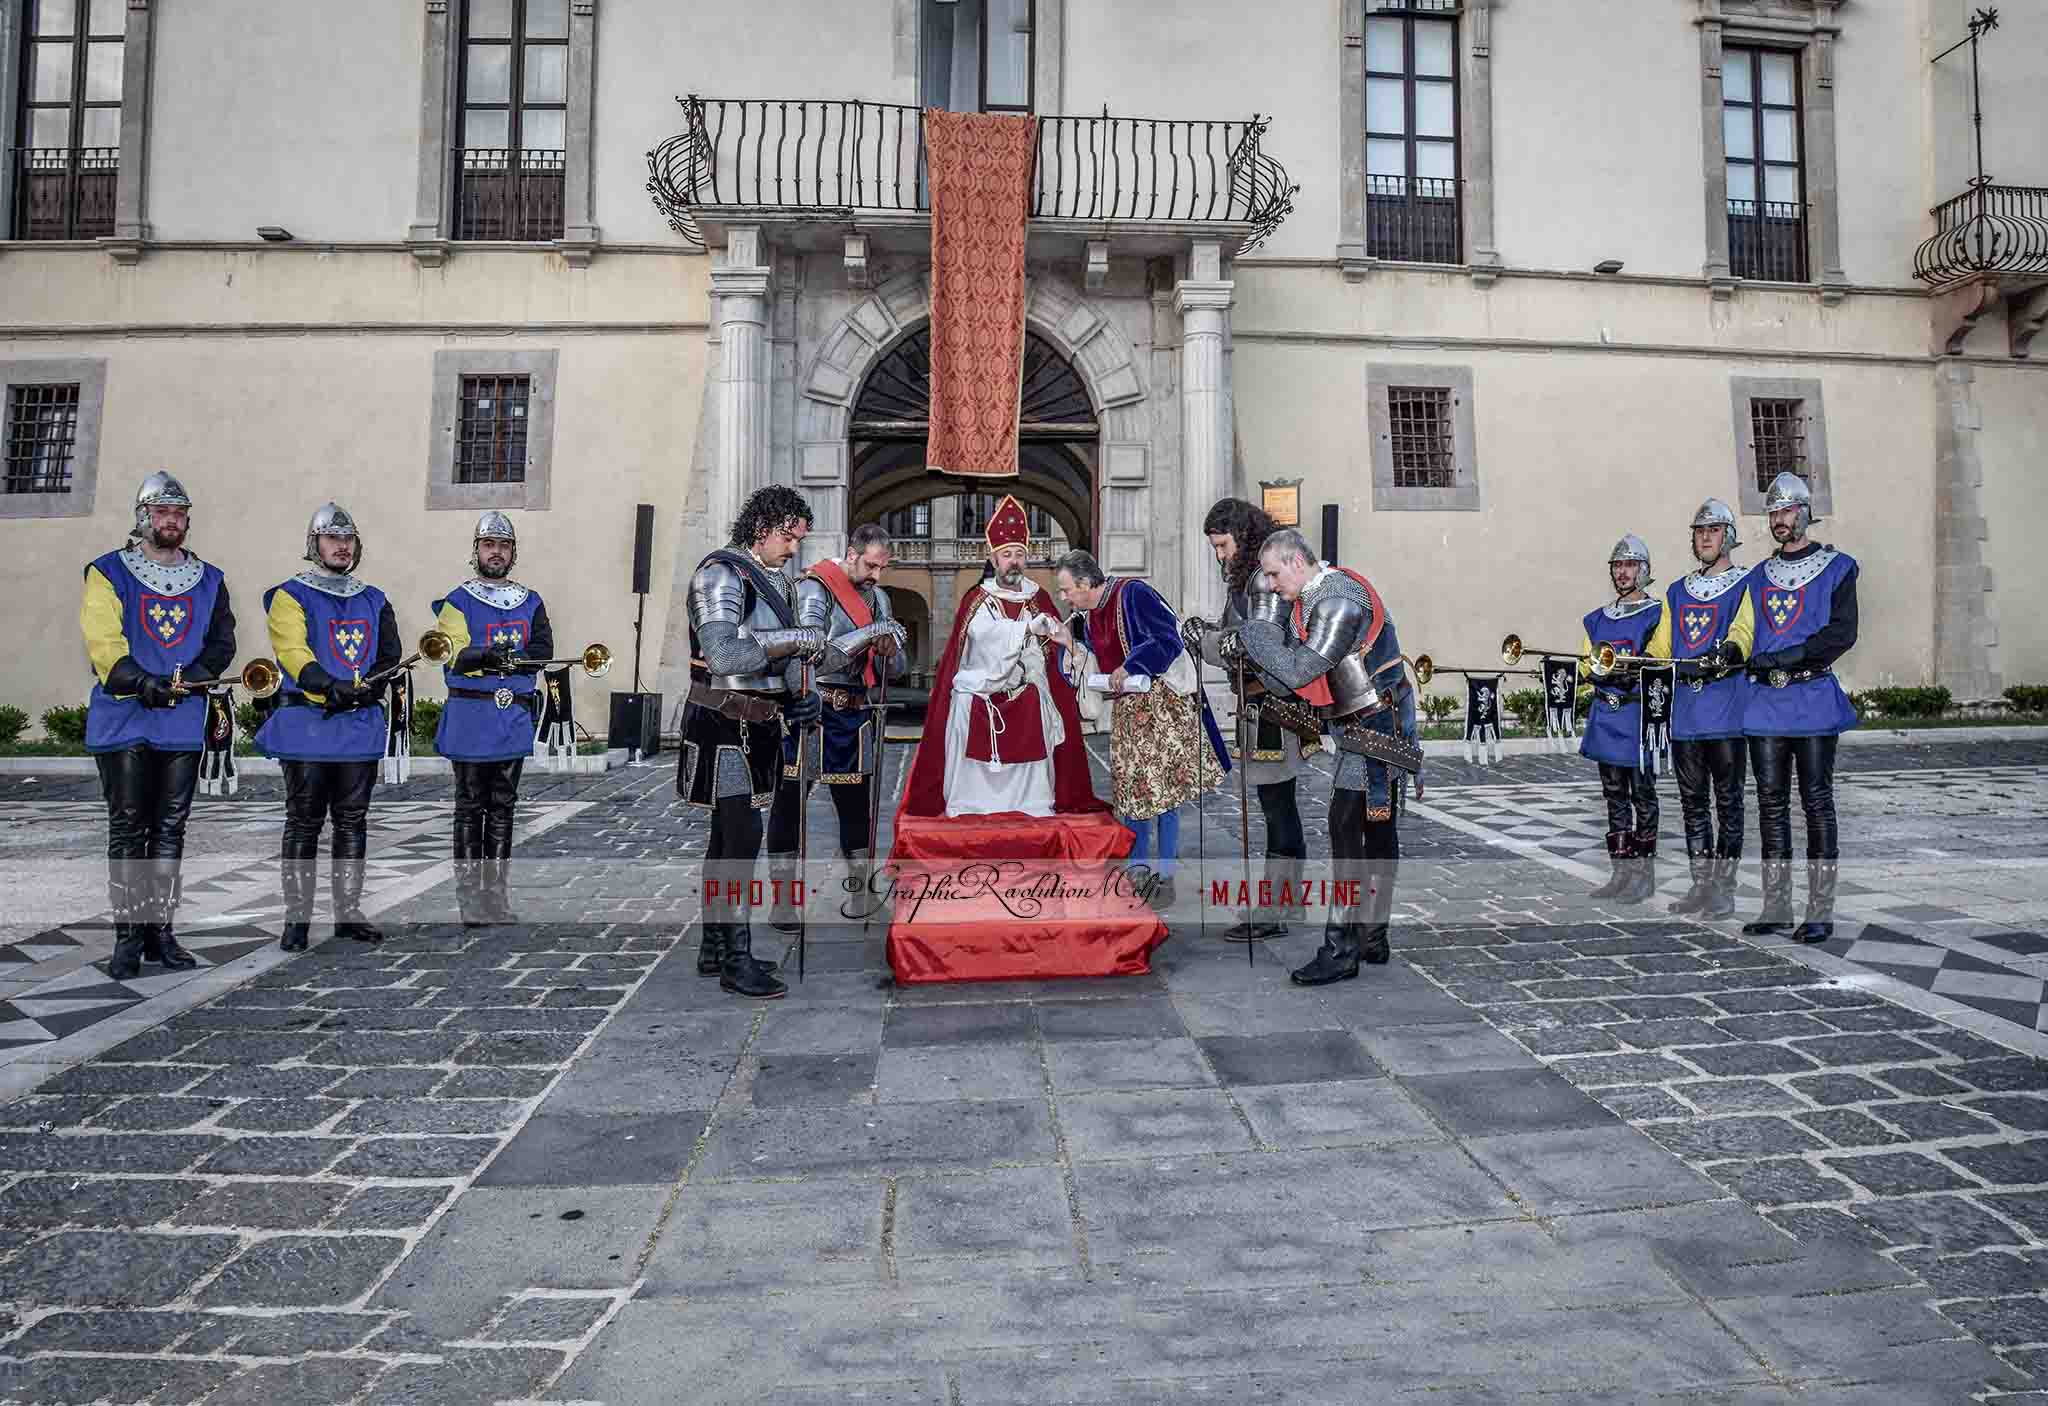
806,558,878,686
1084,579,1130,674
1289,567,1386,708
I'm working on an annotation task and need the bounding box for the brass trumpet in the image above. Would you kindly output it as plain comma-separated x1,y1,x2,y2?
523,642,613,678
1408,652,1539,685
238,658,282,699
359,629,455,691
1499,632,1626,678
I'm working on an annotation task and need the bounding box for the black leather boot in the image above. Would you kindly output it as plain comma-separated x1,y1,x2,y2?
1668,850,1713,915
695,921,728,978
767,853,802,934
479,801,518,925
1356,865,1393,966
107,882,146,980
333,859,384,945
1291,909,1362,986
1224,853,1298,942
280,846,316,952
1742,860,1796,936
139,863,198,970
720,923,788,999
1793,860,1838,944
1588,832,1630,899
1615,829,1657,905
844,848,887,923
1700,856,1738,919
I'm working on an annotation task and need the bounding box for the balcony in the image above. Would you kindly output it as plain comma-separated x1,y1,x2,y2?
12,147,117,240
454,148,566,242
1727,199,1810,284
889,536,1063,568
1913,182,2048,289
1365,175,1460,265
646,97,1297,258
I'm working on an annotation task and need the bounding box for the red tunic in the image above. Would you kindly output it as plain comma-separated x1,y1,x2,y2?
962,594,1050,764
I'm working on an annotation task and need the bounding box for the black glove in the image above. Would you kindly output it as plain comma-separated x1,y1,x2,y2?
485,642,520,672
785,689,823,728
324,678,379,715
1710,639,1745,670
1179,616,1211,655
137,673,178,709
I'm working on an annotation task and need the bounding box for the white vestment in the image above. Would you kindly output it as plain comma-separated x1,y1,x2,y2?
942,583,1065,818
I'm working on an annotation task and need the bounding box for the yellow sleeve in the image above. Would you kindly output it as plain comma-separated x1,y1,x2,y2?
1728,588,1756,659
79,565,127,684
437,601,477,675
1576,627,1594,681
267,589,322,700
1644,608,1673,661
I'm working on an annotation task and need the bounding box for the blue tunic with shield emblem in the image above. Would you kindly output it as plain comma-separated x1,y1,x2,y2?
84,549,228,753
433,583,546,762
1579,601,1663,768
254,578,391,762
1666,570,1751,741
1742,548,1859,737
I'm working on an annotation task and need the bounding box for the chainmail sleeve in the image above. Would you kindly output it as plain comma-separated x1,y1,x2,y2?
1239,573,1367,692
690,560,769,677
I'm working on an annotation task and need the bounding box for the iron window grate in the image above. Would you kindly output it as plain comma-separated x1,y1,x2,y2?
1750,397,1807,493
1387,386,1456,489
4,383,80,494
455,375,530,484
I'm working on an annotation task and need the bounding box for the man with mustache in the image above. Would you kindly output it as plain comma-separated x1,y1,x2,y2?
1740,472,1859,942
1576,535,1667,905
78,472,237,979
254,503,401,952
431,511,554,929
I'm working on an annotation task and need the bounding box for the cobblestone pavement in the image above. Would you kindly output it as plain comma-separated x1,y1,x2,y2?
0,741,2044,1402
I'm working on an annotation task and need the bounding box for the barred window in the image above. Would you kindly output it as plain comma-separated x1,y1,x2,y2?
1749,397,1807,493
1386,386,1456,489
4,383,80,494
455,375,530,484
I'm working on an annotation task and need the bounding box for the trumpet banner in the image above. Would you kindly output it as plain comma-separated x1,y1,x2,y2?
538,666,576,772
198,688,238,797
382,673,413,785
1542,657,1579,752
1638,663,1676,775
1464,675,1502,765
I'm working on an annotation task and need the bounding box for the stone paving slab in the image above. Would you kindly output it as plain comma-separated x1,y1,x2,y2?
3,742,2048,1402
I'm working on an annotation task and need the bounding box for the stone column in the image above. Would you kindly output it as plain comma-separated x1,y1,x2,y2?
1175,240,1234,630
406,0,455,265
1932,362,2003,700
1696,6,1733,297
106,0,155,263
1805,5,1848,304
710,227,773,551
559,0,601,264
1464,0,1501,286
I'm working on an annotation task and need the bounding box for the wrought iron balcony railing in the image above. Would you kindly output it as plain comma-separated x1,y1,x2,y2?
454,148,566,242
11,147,117,240
647,97,1297,254
1365,175,1461,265
1727,199,1810,283
1913,181,2048,287
889,535,1062,567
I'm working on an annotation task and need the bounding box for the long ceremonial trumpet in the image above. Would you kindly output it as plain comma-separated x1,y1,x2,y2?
165,661,282,700
1407,653,1538,685
1499,632,1631,678
521,642,613,678
359,629,455,691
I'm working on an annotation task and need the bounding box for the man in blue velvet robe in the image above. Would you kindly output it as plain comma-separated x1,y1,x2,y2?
1054,550,1229,909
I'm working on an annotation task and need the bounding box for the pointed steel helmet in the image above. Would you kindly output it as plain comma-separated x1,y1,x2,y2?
471,509,518,572
1689,497,1742,555
1763,471,1818,532
1608,533,1654,591
130,470,193,539
304,502,363,569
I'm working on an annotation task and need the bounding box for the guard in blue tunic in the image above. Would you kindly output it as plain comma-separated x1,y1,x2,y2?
1740,473,1859,943
1577,535,1665,904
1650,499,1755,918
255,504,399,952
765,523,908,930
78,472,237,980
432,511,554,927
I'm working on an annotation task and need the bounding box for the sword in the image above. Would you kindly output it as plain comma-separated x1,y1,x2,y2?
866,668,889,931
1191,641,1208,938
796,659,812,984
1235,654,1255,969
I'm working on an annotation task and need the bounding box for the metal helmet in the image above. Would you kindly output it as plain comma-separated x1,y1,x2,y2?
1763,471,1818,533
1608,533,1653,591
1688,497,1742,556
304,502,364,569
471,509,518,572
130,470,193,539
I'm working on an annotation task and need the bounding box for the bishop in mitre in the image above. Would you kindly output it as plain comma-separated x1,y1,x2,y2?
897,494,1099,820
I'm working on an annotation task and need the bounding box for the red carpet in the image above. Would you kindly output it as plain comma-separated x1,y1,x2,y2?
885,810,1167,984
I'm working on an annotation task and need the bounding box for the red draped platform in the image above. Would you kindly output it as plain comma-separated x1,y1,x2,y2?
885,810,1167,984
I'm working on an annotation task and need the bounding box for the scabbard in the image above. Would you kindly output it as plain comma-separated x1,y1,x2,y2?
1333,722,1424,775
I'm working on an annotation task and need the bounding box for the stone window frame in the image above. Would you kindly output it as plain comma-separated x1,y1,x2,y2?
426,349,558,511
0,0,158,262
1695,0,1847,303
1730,375,1831,518
406,0,599,266
0,357,108,519
1366,363,1480,512
1339,0,1500,285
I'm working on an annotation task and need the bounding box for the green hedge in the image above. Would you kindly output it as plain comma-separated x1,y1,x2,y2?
0,705,26,746
1851,685,1953,719
41,704,88,745
2006,684,2048,713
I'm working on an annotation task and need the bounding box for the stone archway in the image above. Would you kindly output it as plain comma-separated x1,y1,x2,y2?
791,269,1155,574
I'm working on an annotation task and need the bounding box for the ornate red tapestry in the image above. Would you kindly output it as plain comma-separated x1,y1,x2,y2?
923,108,1038,478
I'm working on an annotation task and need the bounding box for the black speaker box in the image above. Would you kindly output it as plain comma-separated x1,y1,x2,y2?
630,504,655,596
608,691,663,756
